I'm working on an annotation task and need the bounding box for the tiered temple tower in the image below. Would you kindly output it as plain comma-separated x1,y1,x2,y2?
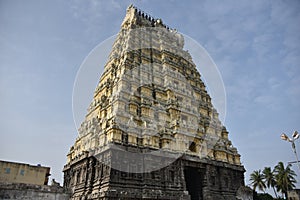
63,5,245,200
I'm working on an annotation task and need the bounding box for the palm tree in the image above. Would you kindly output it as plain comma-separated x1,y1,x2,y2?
250,170,266,192
274,161,297,199
262,167,278,198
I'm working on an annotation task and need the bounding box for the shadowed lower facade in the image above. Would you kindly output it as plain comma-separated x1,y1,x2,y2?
63,5,246,200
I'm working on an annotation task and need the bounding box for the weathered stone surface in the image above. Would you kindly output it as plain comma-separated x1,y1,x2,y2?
0,182,70,200
64,5,246,200
236,186,253,200
64,147,244,200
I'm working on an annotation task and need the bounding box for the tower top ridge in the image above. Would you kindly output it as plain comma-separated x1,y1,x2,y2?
123,4,173,30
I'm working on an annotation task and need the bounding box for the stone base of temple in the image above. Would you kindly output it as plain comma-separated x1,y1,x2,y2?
63,145,245,200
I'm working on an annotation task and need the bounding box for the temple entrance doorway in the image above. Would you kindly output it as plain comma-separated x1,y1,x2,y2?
184,167,204,200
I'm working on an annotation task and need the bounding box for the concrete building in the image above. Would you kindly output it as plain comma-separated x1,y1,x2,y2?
0,160,50,185
288,189,300,200
0,160,70,200
63,5,246,200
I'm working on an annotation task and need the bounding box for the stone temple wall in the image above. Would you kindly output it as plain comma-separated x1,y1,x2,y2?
0,182,70,200
63,147,245,200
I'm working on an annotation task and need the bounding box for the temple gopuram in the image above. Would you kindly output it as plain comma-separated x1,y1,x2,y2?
63,5,245,200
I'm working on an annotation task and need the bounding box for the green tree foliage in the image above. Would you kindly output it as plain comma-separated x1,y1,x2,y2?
262,167,277,198
253,191,274,200
250,170,266,192
250,162,297,199
274,162,297,199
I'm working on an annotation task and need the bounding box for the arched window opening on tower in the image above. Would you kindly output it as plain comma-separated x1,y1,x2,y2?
189,141,196,152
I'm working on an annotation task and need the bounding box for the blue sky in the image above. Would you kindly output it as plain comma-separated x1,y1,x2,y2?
1,0,300,191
